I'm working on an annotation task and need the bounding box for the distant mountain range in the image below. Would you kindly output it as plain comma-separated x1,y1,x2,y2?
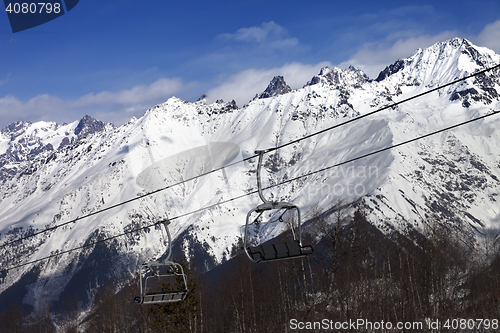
0,37,499,312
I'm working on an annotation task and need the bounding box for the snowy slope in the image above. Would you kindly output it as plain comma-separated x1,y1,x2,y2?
0,37,499,309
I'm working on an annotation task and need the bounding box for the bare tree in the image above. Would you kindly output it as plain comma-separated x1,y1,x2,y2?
0,302,26,333
27,295,56,333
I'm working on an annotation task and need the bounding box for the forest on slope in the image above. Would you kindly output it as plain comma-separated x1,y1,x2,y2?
1,203,499,332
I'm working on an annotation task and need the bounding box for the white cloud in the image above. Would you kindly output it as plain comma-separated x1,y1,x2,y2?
336,19,500,80
0,77,184,128
0,94,67,124
73,77,183,107
206,20,500,106
475,20,500,53
337,31,458,79
205,61,332,106
218,21,298,49
4,20,499,129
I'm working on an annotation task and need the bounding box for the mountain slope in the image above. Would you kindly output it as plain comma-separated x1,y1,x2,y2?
0,37,499,311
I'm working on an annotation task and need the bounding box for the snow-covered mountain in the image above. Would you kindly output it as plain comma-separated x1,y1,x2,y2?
1,37,500,311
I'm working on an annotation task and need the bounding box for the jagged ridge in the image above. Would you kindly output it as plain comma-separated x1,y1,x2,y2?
0,37,499,312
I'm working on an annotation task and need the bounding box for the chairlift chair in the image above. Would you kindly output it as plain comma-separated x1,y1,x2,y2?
244,149,313,263
135,219,188,304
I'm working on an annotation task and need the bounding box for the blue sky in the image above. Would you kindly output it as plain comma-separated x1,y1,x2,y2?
0,0,499,127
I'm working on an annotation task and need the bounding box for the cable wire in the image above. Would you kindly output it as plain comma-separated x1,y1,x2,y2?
2,109,498,274
0,154,255,249
1,63,499,249
268,63,500,153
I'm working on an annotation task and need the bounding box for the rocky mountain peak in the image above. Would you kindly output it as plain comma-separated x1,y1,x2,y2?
375,59,406,82
305,66,370,87
1,121,32,141
0,37,499,317
196,94,207,102
257,76,292,99
74,114,107,138
375,37,499,84
373,37,500,110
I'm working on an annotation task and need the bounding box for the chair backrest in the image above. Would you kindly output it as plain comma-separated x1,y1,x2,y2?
135,220,189,304
243,150,313,263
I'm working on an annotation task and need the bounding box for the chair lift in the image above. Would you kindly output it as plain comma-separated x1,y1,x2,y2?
243,149,313,263
134,219,188,304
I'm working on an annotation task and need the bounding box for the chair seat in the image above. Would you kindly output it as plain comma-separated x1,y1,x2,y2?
247,241,313,262
135,290,188,304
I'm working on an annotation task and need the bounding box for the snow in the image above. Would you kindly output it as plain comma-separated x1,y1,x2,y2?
1,37,500,306
0,137,8,155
